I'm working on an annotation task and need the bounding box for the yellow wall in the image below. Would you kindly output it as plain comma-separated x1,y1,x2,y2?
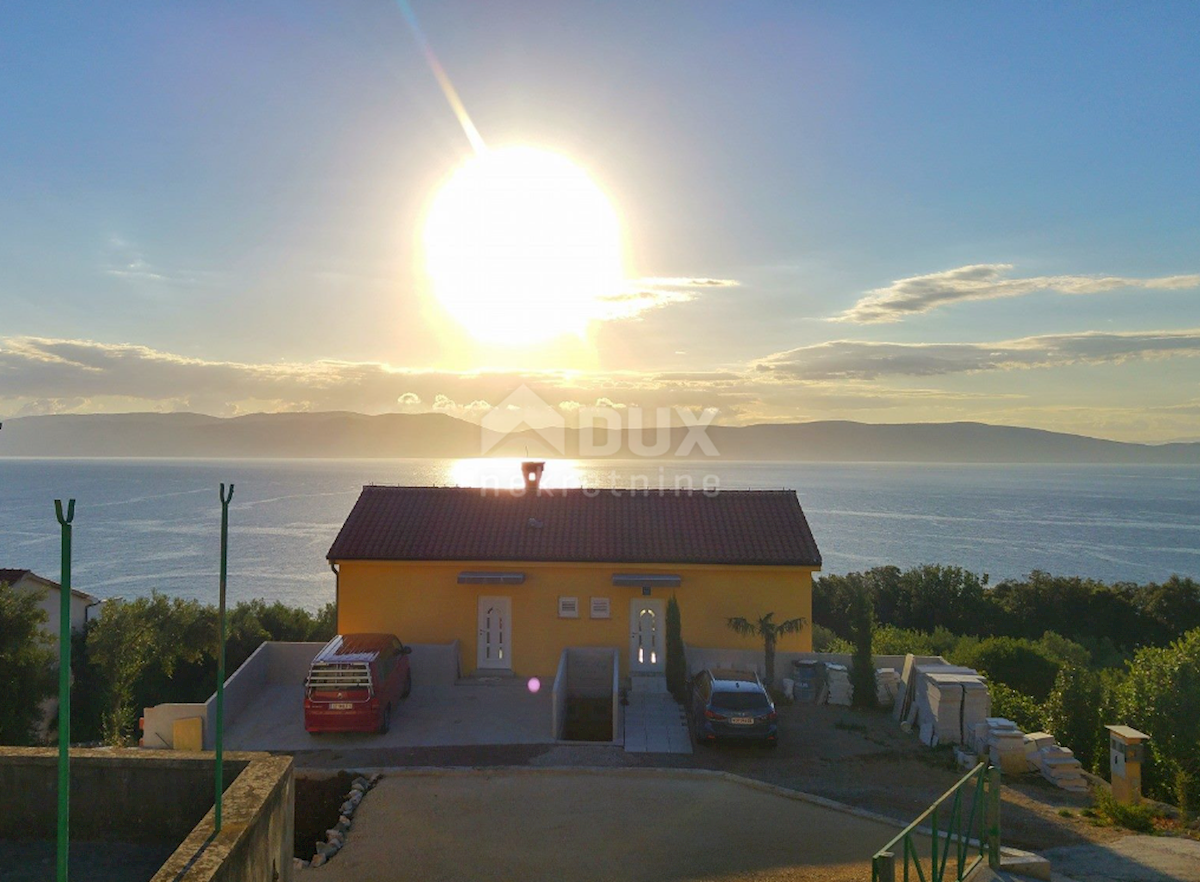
335,560,815,678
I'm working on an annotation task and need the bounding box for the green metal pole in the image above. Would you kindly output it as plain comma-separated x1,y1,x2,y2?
987,765,1001,869
54,499,75,882
215,483,234,833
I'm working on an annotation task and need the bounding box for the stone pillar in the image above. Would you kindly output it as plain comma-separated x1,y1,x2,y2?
1105,725,1151,804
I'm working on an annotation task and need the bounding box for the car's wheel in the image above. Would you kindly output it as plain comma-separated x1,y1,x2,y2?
401,671,412,699
379,704,391,735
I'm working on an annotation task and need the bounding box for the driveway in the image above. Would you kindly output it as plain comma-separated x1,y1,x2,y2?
323,769,922,882
1044,836,1200,882
225,678,554,751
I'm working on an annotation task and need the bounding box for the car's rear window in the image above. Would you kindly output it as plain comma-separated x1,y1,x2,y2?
711,690,770,711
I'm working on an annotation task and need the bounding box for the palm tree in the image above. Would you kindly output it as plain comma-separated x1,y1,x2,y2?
726,612,807,686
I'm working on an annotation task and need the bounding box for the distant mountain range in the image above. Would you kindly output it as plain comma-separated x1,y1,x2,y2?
2,411,1199,463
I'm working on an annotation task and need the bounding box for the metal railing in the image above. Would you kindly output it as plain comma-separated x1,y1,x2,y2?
872,762,1000,882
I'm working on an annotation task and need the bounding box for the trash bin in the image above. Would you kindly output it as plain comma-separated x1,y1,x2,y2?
791,660,822,704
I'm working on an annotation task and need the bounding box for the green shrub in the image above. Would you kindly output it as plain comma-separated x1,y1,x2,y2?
1116,627,1200,811
951,636,1061,702
1043,663,1104,771
988,682,1043,733
811,624,847,653
665,595,686,701
849,580,876,708
0,581,56,745
1092,788,1156,833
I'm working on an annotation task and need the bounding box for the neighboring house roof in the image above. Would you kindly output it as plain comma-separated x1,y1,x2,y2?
0,568,100,603
327,486,822,567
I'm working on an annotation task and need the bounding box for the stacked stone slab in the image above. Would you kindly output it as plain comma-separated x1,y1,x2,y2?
875,668,900,706
984,717,1029,775
915,669,991,746
825,663,852,705
1036,745,1088,791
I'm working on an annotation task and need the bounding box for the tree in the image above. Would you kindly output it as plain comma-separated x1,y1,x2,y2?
86,592,214,745
726,612,806,686
665,595,686,701
0,580,57,745
848,580,877,708
1043,663,1104,772
951,636,1061,702
1117,627,1200,812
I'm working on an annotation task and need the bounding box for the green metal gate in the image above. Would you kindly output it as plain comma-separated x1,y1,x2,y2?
871,763,1000,882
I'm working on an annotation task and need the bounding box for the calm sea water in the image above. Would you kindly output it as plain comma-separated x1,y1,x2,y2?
1,458,1198,610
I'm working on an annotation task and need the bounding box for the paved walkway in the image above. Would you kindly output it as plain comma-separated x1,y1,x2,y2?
323,769,917,882
623,692,692,754
1045,835,1200,882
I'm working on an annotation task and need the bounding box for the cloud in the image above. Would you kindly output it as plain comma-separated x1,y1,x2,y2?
837,264,1200,323
756,329,1200,380
598,277,740,320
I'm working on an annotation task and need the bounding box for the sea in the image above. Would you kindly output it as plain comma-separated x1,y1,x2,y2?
1,458,1198,611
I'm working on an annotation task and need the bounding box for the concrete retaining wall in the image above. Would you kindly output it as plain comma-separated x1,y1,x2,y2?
686,647,910,680
0,748,292,882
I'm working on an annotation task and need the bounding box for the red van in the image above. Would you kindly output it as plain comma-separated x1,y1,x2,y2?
303,633,412,734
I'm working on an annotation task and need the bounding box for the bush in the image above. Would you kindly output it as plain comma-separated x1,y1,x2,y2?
1116,627,1200,811
811,624,846,653
988,682,1043,733
665,595,686,701
951,636,1061,702
0,581,57,745
1091,788,1156,833
849,580,876,708
1043,663,1104,772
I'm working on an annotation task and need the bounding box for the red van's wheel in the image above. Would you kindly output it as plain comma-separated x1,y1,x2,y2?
379,704,391,735
401,671,412,699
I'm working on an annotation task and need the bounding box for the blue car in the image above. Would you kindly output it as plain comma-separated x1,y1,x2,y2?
690,668,778,747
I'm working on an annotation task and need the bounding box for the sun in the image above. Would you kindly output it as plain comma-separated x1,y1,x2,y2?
422,146,624,345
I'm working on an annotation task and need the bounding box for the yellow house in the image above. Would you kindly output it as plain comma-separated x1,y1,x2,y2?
327,465,821,680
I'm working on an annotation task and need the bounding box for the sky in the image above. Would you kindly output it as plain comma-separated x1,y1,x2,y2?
2,1,1199,442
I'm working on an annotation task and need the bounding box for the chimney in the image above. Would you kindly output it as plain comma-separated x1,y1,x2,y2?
521,461,545,493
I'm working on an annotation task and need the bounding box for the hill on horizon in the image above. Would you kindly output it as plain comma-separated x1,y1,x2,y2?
1,411,1198,464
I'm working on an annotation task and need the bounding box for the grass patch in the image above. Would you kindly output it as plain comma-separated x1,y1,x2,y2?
1057,808,1073,818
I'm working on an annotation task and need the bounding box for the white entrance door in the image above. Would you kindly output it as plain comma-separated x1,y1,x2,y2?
477,596,512,670
629,599,666,673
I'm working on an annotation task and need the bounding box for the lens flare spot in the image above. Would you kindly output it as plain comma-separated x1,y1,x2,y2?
527,677,541,694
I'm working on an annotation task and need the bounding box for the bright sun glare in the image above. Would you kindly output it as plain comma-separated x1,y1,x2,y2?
423,146,624,344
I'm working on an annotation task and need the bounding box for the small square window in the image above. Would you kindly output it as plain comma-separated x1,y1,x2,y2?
558,597,579,618
590,597,611,619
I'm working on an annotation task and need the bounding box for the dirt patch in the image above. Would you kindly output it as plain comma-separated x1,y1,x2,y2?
294,771,356,860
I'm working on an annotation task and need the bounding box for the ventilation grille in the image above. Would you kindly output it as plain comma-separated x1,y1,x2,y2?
590,597,611,619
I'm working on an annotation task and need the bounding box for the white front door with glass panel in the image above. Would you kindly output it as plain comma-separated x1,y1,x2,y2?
629,598,666,673
477,596,512,670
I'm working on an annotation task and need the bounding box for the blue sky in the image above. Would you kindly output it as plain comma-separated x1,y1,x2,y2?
2,2,1199,441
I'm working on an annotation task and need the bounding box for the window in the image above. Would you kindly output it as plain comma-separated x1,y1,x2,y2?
589,597,611,619
558,596,579,618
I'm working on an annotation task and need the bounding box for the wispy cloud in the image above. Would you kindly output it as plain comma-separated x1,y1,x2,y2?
101,235,212,287
756,329,1200,380
599,277,740,320
837,264,1200,323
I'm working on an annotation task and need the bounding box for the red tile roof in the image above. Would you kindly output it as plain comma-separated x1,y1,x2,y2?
327,486,821,567
0,568,31,585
